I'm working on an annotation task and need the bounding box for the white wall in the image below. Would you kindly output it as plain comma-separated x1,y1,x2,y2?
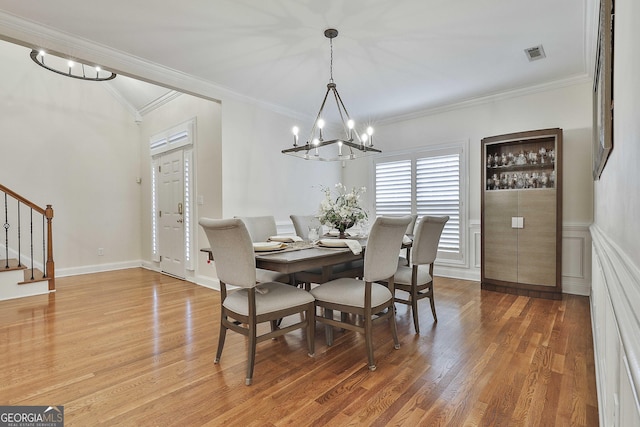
0,40,141,274
344,82,594,291
220,96,340,224
591,0,640,423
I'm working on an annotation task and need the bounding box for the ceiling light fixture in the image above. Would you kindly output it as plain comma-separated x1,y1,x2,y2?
30,49,116,81
282,29,381,161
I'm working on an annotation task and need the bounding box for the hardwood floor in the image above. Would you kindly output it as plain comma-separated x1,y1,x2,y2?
0,268,598,426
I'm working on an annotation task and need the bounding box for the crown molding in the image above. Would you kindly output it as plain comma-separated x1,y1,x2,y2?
378,74,592,125
138,91,183,117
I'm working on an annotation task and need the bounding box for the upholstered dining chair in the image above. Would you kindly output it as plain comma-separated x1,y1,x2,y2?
400,214,419,266
310,215,412,371
199,218,315,386
235,215,277,242
405,214,418,236
289,214,364,289
393,215,449,334
290,214,322,239
235,215,290,284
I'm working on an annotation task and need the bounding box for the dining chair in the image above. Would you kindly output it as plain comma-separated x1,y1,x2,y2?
310,215,412,371
400,214,418,265
290,214,322,239
235,215,277,242
199,218,315,385
235,215,290,284
289,214,364,289
405,214,418,236
393,215,449,334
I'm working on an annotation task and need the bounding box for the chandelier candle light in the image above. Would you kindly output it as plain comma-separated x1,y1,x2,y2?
282,29,381,161
30,49,116,81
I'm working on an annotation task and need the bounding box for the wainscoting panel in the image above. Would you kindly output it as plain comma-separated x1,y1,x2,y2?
590,225,640,427
561,223,592,296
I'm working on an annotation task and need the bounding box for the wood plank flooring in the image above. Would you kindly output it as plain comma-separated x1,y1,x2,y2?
0,268,598,426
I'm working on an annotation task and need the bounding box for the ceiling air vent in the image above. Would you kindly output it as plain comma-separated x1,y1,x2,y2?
524,45,546,61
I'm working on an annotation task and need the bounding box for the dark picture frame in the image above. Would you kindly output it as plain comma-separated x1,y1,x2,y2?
593,0,614,180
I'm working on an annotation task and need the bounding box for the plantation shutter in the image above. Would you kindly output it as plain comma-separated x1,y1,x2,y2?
375,159,412,216
416,153,461,253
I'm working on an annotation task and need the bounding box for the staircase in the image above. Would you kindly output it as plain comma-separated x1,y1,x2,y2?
1,184,55,301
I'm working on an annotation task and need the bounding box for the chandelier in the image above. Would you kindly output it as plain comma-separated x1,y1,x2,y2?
30,49,116,81
282,29,381,161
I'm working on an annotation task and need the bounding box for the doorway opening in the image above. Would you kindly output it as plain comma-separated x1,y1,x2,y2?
150,119,196,279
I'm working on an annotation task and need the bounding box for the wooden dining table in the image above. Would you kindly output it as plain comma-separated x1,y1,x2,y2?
201,236,412,282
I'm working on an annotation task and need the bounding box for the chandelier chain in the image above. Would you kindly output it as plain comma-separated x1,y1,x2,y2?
329,38,334,83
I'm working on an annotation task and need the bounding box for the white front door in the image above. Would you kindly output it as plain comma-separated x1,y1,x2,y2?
158,150,185,278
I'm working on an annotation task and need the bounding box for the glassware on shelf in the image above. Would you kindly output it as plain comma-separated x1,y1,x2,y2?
487,175,495,190
540,172,549,188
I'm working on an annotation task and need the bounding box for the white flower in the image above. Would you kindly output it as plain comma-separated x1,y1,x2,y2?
317,183,368,231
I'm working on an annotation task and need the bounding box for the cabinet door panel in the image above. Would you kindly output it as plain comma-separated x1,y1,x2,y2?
484,191,518,282
517,190,556,286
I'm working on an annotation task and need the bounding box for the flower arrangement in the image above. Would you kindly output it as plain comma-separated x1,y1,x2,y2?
318,183,368,238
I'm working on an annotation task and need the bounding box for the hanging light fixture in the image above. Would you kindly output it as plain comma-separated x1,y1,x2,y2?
282,29,381,161
30,49,116,81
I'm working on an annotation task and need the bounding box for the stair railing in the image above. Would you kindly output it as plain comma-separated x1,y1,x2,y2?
1,184,55,290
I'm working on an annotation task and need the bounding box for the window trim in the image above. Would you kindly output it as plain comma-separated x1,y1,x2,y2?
371,140,468,267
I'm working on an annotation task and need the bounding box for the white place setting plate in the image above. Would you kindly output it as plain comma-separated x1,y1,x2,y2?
253,241,287,252
268,235,302,243
317,239,349,248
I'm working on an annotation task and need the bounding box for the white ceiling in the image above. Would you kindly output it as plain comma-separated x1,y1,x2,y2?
0,0,597,121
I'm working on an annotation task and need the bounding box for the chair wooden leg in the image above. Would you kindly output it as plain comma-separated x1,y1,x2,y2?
365,312,376,371
411,286,420,334
215,316,228,363
307,303,315,357
389,303,400,350
324,308,334,346
429,287,437,323
246,322,257,386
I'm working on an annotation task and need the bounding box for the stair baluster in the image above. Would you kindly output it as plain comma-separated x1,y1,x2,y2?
3,193,8,269
29,208,34,280
17,202,22,267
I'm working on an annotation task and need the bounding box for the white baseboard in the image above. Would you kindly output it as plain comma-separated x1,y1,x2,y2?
434,265,480,282
57,260,143,277
193,275,221,291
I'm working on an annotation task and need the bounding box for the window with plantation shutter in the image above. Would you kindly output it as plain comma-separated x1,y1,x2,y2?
416,153,460,254
375,159,412,216
373,143,466,264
